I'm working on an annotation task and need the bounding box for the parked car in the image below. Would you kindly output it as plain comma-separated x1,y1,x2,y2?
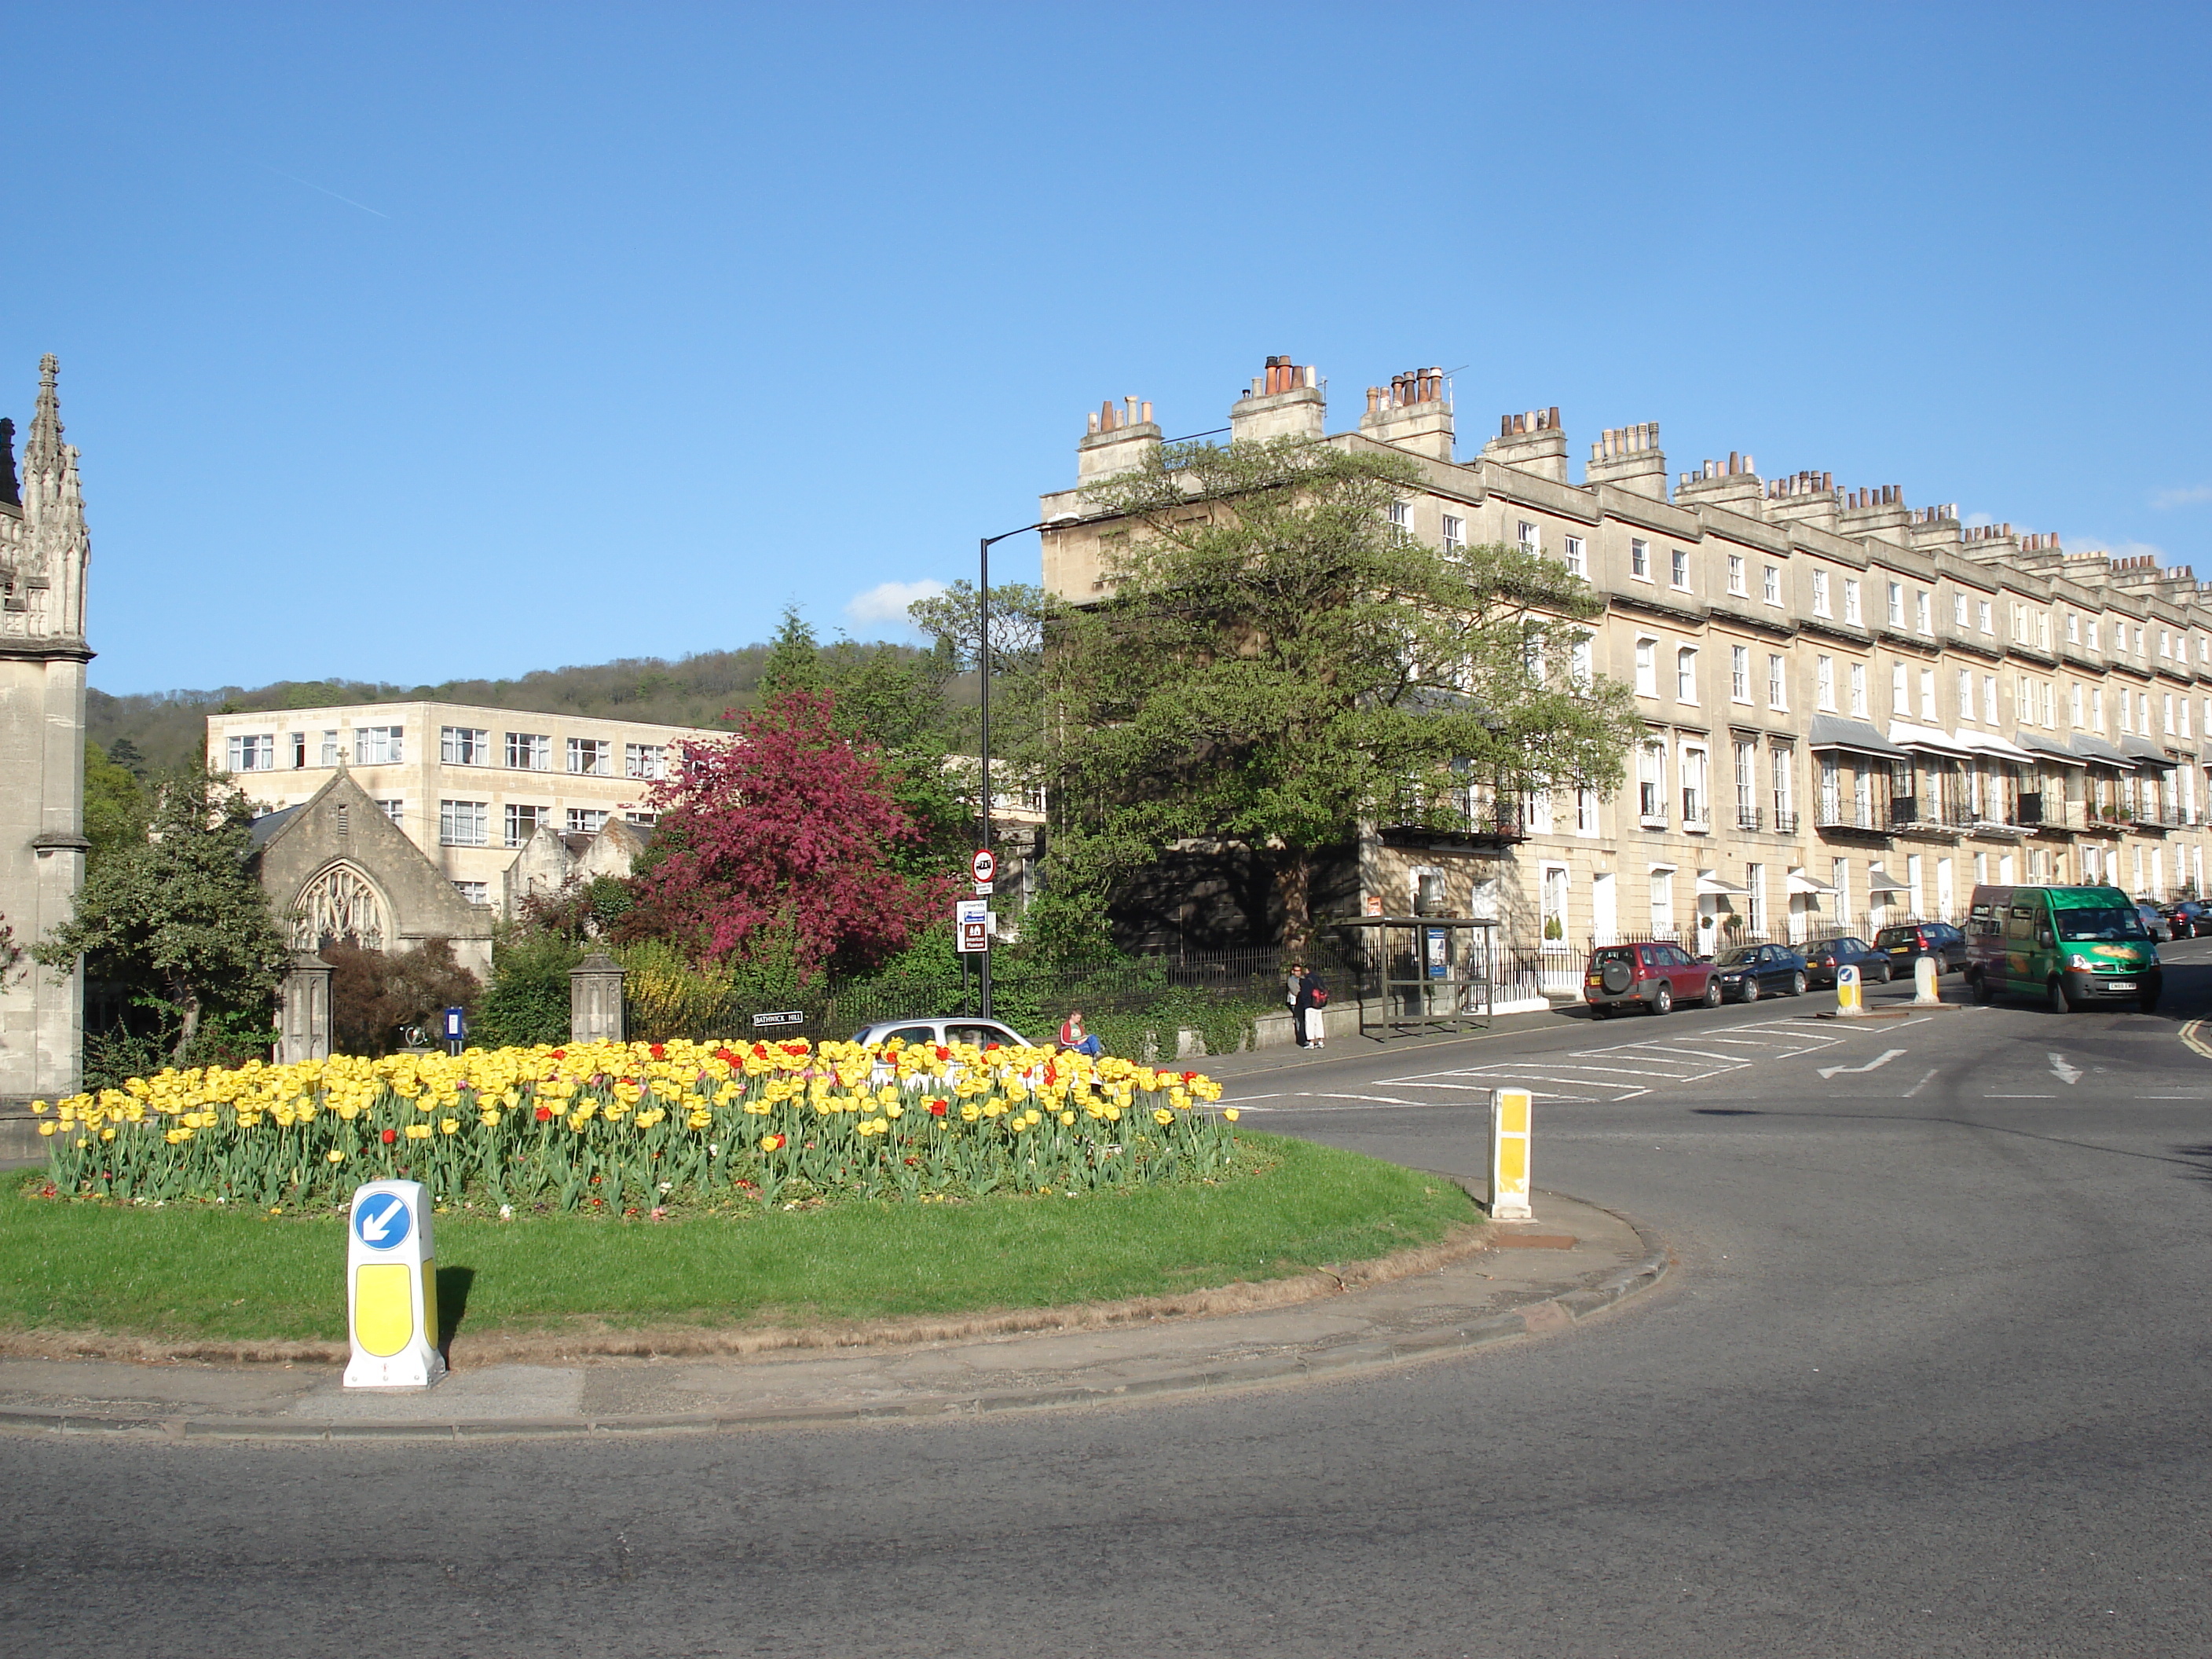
851,1017,1038,1050
2134,901,2171,943
1583,942,1722,1016
1706,943,1811,1002
2161,900,2212,939
1802,936,1892,990
1873,921,1969,974
1965,883,2161,1013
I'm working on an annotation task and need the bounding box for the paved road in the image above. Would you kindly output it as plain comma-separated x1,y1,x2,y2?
7,949,2212,1657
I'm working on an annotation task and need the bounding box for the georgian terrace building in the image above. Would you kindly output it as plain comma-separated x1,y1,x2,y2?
1039,359,2212,966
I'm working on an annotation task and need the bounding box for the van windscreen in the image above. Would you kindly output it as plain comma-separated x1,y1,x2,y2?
2055,907,2149,942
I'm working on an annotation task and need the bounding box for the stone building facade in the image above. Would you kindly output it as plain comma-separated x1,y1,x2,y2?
0,357,90,1104
205,700,723,916
1041,361,2212,974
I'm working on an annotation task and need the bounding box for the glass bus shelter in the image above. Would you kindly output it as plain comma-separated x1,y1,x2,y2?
1333,915,1500,1037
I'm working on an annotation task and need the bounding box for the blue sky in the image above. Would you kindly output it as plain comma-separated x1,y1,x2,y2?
5,2,2207,697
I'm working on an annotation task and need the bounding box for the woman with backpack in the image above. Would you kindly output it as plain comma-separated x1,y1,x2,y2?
1288,961,1328,1049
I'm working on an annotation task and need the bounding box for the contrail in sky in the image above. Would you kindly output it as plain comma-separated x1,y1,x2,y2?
255,162,390,218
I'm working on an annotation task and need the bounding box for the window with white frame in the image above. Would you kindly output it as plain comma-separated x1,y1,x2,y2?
318,731,340,767
1630,538,1650,580
624,743,665,780
354,726,403,765
2134,625,2145,655
441,726,491,765
1638,742,1666,822
1915,591,1931,634
1680,745,1709,826
1819,757,1841,822
1811,570,1832,617
2184,698,2194,739
1983,674,1998,725
1979,599,1994,634
2067,611,2080,643
1887,582,1903,626
1676,646,1698,703
1763,564,1781,605
1843,579,1862,625
566,808,610,835
1671,548,1690,590
507,731,551,771
288,731,309,768
452,881,490,907
1957,668,1975,722
1730,646,1750,702
1767,653,1786,709
1442,513,1464,551
1649,866,1675,936
1771,744,1796,822
2092,687,2104,731
1635,638,1657,697
2166,693,2177,734
1848,661,1866,716
1575,787,1599,835
1953,591,1968,627
1734,738,1757,822
1569,635,1593,688
225,734,276,772
504,804,546,847
625,810,661,828
567,738,612,776
1816,655,1836,710
1892,661,1910,713
1562,534,1584,577
1727,555,1745,595
1921,668,1936,723
439,799,489,846
373,797,404,825
2071,683,2084,727
2086,618,2100,650
1388,500,1411,531
1517,519,1539,555
2038,611,2051,650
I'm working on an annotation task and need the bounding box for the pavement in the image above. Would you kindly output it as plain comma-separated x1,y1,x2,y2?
0,1188,1661,1439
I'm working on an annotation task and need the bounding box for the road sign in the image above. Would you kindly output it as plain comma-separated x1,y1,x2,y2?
752,1009,806,1027
956,897,991,954
343,1180,445,1390
973,881,994,895
1836,962,1863,1016
971,849,997,884
442,1006,466,1042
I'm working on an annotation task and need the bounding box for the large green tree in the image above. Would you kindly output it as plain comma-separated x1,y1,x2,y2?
1048,438,1639,948
35,767,289,1064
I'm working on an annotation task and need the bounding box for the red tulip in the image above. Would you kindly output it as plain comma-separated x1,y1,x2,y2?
928,1100,949,1117
380,1128,397,1144
535,1105,555,1122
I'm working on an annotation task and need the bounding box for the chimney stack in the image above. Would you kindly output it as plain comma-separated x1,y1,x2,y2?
1480,405,1569,484
1586,422,1668,500
1229,354,1326,445
1357,365,1454,462
1075,392,1163,482
1675,450,1766,518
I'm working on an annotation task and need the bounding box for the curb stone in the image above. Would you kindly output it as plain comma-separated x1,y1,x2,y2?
0,1191,1668,1442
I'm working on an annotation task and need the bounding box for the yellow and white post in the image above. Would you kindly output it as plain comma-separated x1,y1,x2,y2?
1835,962,1864,1017
1489,1089,1534,1221
343,1179,445,1390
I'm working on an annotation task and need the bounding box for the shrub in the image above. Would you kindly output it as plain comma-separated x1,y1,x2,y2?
473,932,582,1048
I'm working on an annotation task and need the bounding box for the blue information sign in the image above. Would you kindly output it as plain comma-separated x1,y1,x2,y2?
443,1006,467,1041
353,1191,413,1251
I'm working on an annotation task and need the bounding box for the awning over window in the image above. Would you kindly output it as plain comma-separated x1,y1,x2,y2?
2120,736,2177,771
2070,732,2134,767
1785,866,1837,895
1808,714,1907,760
1865,866,1910,894
2013,730,2086,767
1954,730,2038,763
1696,872,1753,897
1888,721,1978,758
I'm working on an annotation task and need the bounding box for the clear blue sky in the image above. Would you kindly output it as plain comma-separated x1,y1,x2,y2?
5,2,2207,697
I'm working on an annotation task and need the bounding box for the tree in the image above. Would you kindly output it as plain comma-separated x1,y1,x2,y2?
756,606,826,703
624,689,955,980
34,767,289,1063
908,578,1053,765
322,937,479,1057
83,740,150,876
1050,438,1639,948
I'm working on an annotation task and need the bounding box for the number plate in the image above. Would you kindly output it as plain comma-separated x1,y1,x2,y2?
2108,981,2136,992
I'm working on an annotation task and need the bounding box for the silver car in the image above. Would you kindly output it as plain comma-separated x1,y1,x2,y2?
851,1017,1036,1051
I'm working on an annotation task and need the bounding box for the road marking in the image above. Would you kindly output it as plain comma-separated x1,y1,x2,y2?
1983,1093,2055,1099
1903,1068,1938,1098
2181,1020,2212,1062
2049,1052,2082,1086
1818,1048,1906,1079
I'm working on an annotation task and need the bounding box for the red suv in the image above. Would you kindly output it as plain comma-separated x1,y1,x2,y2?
1584,942,1722,1017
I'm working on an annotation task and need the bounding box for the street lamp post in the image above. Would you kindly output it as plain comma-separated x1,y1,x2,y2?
974,516,1075,1020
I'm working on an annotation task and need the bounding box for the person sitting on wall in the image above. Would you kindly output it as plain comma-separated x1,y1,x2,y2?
1058,1009,1104,1058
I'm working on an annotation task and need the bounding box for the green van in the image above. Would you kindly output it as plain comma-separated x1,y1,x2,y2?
1964,884,2162,1013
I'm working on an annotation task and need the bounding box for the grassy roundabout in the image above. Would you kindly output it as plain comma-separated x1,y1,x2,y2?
2,1133,1476,1345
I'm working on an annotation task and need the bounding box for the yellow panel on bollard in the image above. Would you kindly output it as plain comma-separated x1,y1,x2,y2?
1489,1089,1534,1221
1835,962,1863,1017
1913,954,1942,1005
343,1179,446,1390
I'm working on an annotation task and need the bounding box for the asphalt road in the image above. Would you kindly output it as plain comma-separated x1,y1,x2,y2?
7,948,2211,1657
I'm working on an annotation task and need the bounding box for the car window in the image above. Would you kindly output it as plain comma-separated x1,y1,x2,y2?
945,1024,1009,1049
2056,907,2150,943
1715,947,1758,966
883,1024,936,1047
1592,947,1635,965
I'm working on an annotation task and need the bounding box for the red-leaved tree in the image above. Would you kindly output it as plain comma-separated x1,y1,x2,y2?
626,690,955,980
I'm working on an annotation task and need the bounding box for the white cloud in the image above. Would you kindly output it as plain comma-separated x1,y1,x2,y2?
2152,485,2212,510
845,578,947,638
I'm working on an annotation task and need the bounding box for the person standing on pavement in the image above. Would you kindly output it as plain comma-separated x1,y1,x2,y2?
1288,961,1327,1049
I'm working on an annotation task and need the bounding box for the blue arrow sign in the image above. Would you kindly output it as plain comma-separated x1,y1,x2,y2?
353,1192,412,1251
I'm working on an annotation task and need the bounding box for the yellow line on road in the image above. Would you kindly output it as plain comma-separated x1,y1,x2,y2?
2180,1019,2212,1063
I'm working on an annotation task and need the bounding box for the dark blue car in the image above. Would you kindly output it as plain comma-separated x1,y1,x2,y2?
1705,943,1810,1002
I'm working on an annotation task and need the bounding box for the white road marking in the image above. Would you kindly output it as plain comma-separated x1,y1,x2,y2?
1983,1093,2056,1099
2048,1052,2082,1086
1903,1068,1939,1098
1818,1048,1906,1079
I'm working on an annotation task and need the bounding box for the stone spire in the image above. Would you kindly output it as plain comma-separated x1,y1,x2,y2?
23,353,62,474
12,355,90,643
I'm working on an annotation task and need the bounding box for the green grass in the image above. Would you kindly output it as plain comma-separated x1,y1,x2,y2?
0,1133,1476,1343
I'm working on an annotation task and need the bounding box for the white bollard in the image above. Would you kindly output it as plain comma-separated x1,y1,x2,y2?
342,1179,446,1390
1489,1088,1534,1221
1913,954,1942,1005
1835,962,1864,1017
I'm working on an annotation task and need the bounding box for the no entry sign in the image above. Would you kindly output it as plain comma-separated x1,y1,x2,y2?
970,848,997,884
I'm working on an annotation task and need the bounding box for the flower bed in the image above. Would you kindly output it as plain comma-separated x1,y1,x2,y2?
30,1038,1236,1214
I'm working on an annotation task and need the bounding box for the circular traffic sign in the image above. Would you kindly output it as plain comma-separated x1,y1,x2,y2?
353,1191,413,1251
971,848,997,884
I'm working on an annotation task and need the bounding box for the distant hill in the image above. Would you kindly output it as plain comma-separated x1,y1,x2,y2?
89,641,947,771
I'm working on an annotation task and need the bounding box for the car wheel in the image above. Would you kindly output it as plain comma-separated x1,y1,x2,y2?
1650,983,1672,1016
1740,976,1760,1004
1590,1004,1612,1019
1968,969,1992,1005
1701,977,1723,1009
1790,970,1808,997
2048,976,2075,1015
1872,961,1892,983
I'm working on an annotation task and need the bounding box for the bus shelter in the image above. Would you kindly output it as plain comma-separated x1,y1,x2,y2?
1334,915,1500,1037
